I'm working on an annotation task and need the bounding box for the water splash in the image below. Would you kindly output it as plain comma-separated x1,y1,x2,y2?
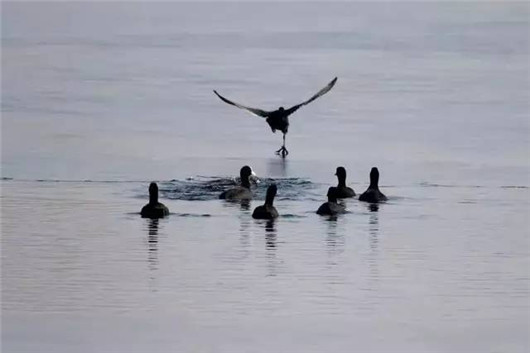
158,176,320,202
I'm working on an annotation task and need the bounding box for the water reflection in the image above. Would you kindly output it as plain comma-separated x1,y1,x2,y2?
267,157,288,177
145,218,159,272
239,199,251,211
264,219,277,250
324,216,345,262
254,218,278,276
238,210,252,260
366,203,380,291
368,203,380,238
222,199,251,211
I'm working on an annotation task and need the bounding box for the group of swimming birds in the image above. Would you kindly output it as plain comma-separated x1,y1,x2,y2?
141,77,387,219
140,166,387,219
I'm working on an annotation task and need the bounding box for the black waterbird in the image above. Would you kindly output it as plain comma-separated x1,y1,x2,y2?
214,77,338,157
359,167,388,203
252,184,279,220
141,182,169,219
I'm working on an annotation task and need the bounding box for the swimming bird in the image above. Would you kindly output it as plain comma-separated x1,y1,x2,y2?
252,184,279,219
219,165,255,200
359,167,388,203
317,187,346,216
214,77,338,157
335,166,355,198
141,182,169,219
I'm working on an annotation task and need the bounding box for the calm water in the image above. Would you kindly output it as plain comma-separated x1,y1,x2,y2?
2,2,529,352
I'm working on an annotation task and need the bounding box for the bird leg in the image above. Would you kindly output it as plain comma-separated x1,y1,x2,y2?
275,134,289,157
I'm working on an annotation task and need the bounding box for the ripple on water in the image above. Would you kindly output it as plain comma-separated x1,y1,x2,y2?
156,177,320,202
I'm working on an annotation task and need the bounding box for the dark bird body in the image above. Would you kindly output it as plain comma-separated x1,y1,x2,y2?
265,108,290,135
252,184,279,220
141,182,169,219
219,166,254,200
335,166,355,198
359,167,388,203
214,77,337,157
317,187,346,216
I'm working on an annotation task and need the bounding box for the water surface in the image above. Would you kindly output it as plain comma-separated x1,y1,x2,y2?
2,2,529,352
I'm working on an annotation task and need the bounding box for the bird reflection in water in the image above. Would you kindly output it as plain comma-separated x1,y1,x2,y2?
239,199,251,211
239,212,251,237
254,218,278,276
324,215,345,262
229,198,254,260
265,219,277,250
222,198,251,212
366,202,380,292
368,203,380,242
267,157,288,178
146,218,159,272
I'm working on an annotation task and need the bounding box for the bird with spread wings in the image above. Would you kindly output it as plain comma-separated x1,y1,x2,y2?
214,77,338,157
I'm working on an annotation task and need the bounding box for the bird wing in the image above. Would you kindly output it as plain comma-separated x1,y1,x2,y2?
213,90,270,118
285,77,338,115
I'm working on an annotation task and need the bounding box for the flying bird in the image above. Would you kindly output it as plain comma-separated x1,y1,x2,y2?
213,77,337,157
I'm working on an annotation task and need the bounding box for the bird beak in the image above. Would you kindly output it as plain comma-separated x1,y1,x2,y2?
250,170,259,183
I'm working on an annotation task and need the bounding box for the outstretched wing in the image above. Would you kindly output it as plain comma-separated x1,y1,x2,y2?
285,77,338,116
213,90,270,118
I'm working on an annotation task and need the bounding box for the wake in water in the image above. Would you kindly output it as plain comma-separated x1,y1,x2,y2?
157,176,321,202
